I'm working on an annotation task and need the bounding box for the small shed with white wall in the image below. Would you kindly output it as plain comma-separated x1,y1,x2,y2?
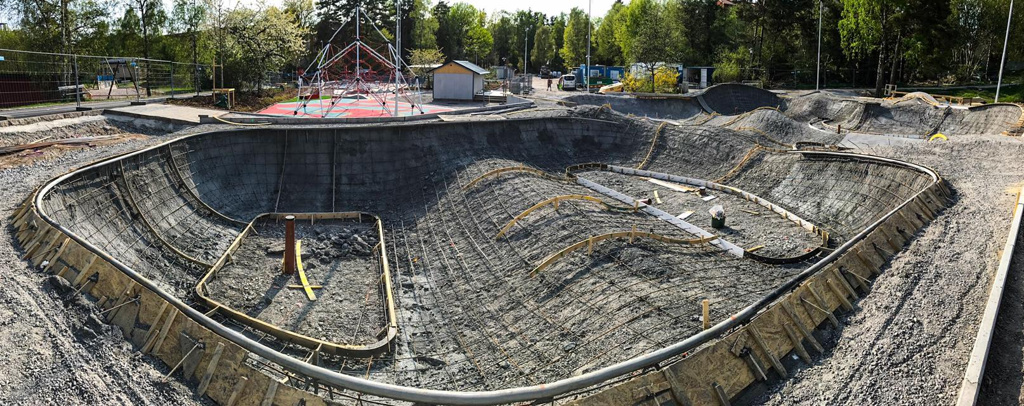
430,60,490,101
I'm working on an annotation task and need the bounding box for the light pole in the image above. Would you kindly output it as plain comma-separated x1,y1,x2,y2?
996,0,1013,103
586,0,592,93
816,0,822,91
524,27,529,76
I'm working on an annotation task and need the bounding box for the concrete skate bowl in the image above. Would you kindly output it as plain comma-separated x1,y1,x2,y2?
563,84,784,119
698,83,785,115
787,93,1024,138
562,94,705,121
12,112,951,405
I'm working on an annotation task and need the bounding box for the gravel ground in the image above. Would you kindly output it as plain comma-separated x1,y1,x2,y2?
0,120,227,405
753,134,1024,405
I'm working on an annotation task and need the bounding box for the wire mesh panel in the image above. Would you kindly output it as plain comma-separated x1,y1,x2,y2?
0,49,211,109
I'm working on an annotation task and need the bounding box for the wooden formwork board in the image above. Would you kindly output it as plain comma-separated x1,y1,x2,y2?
11,197,331,406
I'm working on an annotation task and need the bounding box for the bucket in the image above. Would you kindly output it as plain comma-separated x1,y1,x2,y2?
711,215,726,229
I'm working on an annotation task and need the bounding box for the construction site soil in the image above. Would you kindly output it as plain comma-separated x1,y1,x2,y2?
1,84,1023,405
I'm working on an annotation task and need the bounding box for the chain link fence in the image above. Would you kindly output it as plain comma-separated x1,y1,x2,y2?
0,49,212,109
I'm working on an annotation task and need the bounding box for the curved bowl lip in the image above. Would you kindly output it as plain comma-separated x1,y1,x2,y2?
31,122,942,405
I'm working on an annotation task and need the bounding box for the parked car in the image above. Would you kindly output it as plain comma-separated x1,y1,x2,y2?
558,74,577,91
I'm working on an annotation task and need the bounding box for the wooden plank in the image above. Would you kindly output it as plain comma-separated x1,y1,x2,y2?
43,238,71,272
781,301,823,353
702,299,710,330
147,309,178,355
826,278,854,311
261,379,279,406
832,267,859,298
748,325,786,377
804,283,840,327
197,342,226,396
783,323,811,363
712,382,731,406
226,376,248,406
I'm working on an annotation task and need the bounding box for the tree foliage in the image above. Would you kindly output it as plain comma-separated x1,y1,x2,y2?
618,0,669,91
532,25,555,69
594,1,625,65
560,7,590,69
224,6,305,95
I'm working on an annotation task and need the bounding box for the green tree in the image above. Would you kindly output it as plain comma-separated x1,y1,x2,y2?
513,10,545,72
408,47,444,78
595,1,625,65
560,7,591,70
618,0,670,92
225,6,305,94
551,13,567,70
466,23,493,64
314,0,395,55
2,0,107,54
411,0,438,49
114,9,143,55
532,25,555,69
840,0,907,96
434,2,485,60
171,0,207,68
488,12,515,66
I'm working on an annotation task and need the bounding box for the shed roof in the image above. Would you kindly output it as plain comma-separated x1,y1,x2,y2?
430,60,490,75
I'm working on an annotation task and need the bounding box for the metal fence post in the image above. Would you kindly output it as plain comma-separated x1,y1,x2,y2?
73,55,81,108
170,63,175,99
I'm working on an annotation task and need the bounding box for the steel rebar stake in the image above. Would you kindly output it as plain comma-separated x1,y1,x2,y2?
284,215,296,275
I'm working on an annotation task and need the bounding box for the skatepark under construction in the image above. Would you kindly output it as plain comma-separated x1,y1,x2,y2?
7,84,1024,405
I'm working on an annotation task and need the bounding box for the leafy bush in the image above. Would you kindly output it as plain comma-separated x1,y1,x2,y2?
654,66,679,93
713,46,748,83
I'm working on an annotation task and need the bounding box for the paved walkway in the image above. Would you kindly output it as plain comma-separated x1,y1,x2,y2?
0,92,213,120
107,103,224,124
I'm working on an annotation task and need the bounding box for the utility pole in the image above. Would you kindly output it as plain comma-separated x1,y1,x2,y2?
996,0,1013,103
816,0,822,91
395,0,401,117
586,0,592,93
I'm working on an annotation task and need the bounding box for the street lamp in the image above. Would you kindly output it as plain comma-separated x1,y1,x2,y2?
524,27,529,75
816,0,822,91
996,0,1014,103
586,0,592,93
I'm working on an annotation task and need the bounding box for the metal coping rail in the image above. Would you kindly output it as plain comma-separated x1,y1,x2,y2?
31,125,942,405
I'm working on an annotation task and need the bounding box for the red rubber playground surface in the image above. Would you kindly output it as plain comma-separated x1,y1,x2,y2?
258,96,455,118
